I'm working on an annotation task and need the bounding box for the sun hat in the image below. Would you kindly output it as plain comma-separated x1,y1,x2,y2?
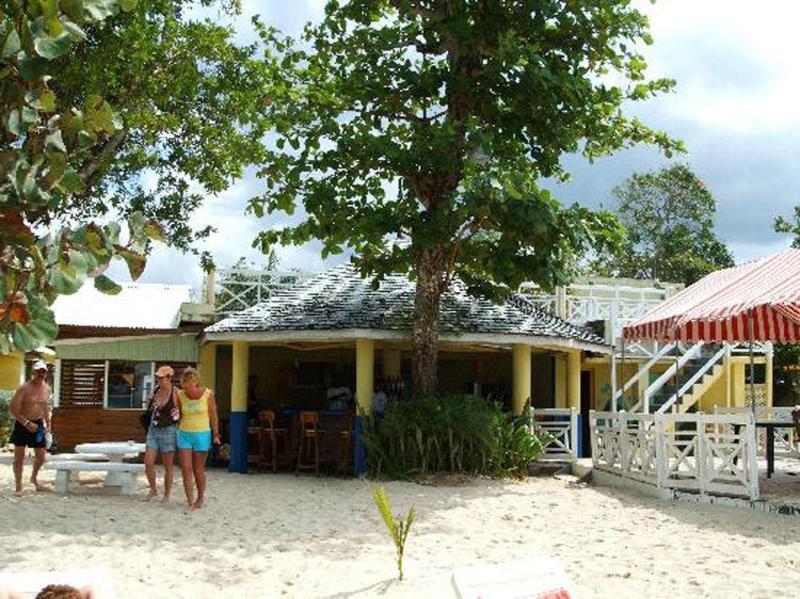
155,365,174,378
33,360,48,371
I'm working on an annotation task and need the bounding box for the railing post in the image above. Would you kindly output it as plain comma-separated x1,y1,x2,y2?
619,410,630,476
654,413,665,488
570,407,580,460
556,286,568,319
697,412,707,495
589,410,598,466
746,413,760,501
611,351,617,413
643,389,650,414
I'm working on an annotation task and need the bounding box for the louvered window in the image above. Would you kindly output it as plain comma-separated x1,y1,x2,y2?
58,361,105,408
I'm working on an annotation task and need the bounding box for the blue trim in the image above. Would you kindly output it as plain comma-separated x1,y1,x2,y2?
575,418,583,459
354,416,366,477
229,411,248,473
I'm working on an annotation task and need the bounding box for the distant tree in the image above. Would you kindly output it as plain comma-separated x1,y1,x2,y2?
774,206,800,249
252,1,681,395
593,164,734,286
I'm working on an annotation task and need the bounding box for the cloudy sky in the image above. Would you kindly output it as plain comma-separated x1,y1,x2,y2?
120,0,800,289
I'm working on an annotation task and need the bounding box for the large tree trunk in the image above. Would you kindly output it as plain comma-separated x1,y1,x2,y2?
412,246,445,397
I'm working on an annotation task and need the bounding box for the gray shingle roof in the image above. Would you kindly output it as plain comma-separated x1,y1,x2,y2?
206,264,606,346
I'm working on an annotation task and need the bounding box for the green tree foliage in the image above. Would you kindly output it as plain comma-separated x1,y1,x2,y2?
593,164,734,286
774,206,800,249
0,0,170,354
51,0,271,258
252,1,681,395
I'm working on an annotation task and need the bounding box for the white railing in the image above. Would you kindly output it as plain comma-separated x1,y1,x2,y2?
633,342,706,413
214,267,312,316
715,406,800,457
590,410,759,500
655,345,727,414
533,408,580,462
518,281,676,352
612,341,678,409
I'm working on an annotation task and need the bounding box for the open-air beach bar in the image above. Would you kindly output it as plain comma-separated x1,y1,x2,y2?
202,264,609,473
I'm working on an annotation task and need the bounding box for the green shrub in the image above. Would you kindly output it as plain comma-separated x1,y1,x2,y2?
362,394,546,479
0,390,13,446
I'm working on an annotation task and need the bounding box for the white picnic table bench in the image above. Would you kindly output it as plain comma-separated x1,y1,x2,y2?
44,441,145,496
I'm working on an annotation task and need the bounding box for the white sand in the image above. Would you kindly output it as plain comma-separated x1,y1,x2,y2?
2,455,800,598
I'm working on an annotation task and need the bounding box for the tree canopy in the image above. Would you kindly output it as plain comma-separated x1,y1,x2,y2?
0,0,167,354
0,0,270,353
593,164,734,286
51,0,271,258
251,0,681,394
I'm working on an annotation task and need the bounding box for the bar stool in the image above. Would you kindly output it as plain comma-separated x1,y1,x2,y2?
337,414,355,476
258,410,290,473
295,411,326,476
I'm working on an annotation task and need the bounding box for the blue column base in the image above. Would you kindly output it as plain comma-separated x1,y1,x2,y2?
354,416,366,477
229,411,248,474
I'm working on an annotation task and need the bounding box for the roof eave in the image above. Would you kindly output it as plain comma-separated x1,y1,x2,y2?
202,328,610,354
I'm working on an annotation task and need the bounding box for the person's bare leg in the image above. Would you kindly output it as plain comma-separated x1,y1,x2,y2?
31,448,47,492
143,447,158,500
161,452,175,503
13,446,25,496
179,449,194,507
191,451,207,510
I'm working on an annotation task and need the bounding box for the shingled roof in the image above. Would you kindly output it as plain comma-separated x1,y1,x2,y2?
205,264,607,350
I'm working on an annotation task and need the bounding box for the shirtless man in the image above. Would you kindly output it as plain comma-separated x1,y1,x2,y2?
8,360,51,496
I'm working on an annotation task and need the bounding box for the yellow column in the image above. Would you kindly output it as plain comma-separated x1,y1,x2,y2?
229,341,249,473
566,350,581,411
198,342,217,390
731,361,746,407
384,348,401,379
0,352,24,391
554,354,566,409
356,339,375,414
512,344,531,415
765,345,774,408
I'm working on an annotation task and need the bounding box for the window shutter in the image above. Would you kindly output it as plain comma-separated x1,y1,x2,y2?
59,361,105,408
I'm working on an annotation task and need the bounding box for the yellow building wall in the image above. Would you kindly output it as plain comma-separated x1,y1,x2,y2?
586,360,671,411
0,353,24,391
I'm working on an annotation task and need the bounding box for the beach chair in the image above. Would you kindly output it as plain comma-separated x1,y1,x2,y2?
451,557,577,599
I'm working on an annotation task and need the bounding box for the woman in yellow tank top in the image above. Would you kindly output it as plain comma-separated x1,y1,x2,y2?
176,367,220,510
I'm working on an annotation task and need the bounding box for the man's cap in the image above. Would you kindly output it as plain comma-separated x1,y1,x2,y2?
155,365,174,377
33,359,48,371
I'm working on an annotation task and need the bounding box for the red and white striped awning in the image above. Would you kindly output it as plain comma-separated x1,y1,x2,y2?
623,248,800,343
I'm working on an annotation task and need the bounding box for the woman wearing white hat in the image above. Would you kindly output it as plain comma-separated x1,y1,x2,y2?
142,365,180,502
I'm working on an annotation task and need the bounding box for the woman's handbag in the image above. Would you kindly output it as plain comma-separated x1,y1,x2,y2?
139,400,153,431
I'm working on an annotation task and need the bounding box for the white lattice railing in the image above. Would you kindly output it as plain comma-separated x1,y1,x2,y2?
715,406,800,457
214,268,312,316
533,408,579,462
590,410,759,500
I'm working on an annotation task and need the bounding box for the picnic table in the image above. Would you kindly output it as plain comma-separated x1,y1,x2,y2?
45,441,145,495
756,421,797,478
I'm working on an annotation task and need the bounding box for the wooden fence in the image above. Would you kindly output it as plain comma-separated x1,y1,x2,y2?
590,410,759,500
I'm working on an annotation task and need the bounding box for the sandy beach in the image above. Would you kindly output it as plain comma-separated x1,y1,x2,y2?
2,455,800,599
